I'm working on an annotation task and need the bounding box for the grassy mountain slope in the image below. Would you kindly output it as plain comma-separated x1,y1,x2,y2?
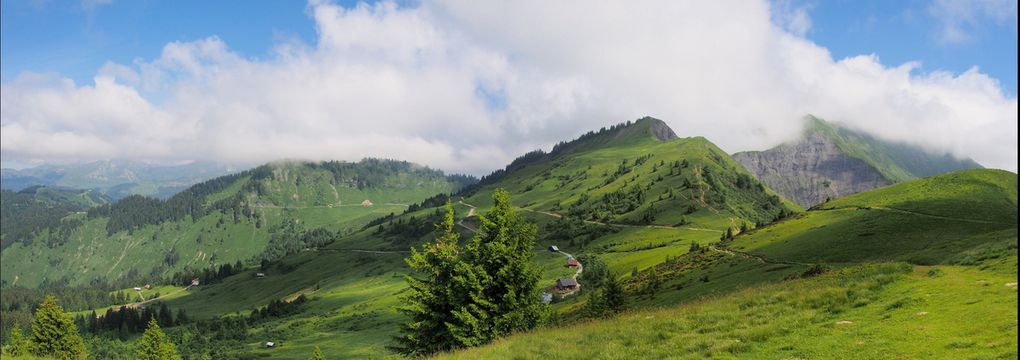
0,159,470,288
733,115,982,207
441,168,1017,359
730,169,1016,264
0,187,110,249
87,118,804,358
440,263,1016,359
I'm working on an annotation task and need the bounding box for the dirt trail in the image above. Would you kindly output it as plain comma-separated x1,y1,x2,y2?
556,250,584,297
708,246,812,266
518,208,723,233
124,285,194,309
319,248,409,254
456,200,480,232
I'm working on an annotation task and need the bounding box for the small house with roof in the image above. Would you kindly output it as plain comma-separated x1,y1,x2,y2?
549,245,560,252
555,278,578,291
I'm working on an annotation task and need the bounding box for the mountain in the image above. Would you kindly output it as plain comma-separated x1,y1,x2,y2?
440,168,1018,359
0,159,474,288
104,117,803,358
732,115,982,208
6,118,1012,360
1,160,245,199
0,186,111,249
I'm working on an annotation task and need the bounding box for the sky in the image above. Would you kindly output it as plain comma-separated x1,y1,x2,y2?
1,0,1017,174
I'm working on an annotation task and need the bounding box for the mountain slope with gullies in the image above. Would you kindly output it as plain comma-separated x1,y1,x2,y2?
733,115,982,208
0,159,473,288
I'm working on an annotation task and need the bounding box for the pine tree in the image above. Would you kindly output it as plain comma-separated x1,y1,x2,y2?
135,319,182,360
601,273,626,313
29,295,87,360
6,327,29,356
308,346,327,360
462,189,546,341
394,201,489,356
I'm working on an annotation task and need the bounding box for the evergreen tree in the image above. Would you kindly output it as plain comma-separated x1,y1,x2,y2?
601,273,626,313
5,327,29,356
462,189,546,341
135,318,182,360
29,296,87,360
646,268,662,296
394,201,489,356
308,346,327,360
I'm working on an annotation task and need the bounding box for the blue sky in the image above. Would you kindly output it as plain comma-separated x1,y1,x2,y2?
3,0,1015,93
1,1,1017,173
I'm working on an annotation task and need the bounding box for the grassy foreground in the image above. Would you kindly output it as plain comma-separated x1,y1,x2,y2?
439,263,1017,359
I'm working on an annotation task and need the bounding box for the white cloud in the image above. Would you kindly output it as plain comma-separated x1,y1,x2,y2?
1,0,1017,174
928,0,1018,44
771,0,814,37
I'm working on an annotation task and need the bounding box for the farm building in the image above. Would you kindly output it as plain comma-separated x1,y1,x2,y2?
133,287,142,291
361,199,374,206
256,272,266,278
566,257,579,267
143,284,152,290
549,245,560,252
556,278,578,291
191,278,200,286
265,341,276,348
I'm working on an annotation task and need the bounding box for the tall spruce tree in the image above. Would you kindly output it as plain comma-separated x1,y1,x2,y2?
29,295,87,360
394,201,489,356
463,189,546,341
135,319,182,360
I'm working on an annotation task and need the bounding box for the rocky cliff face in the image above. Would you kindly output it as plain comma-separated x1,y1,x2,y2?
733,132,892,208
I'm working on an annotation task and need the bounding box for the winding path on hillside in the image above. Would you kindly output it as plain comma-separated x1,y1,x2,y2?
516,207,723,233
707,246,812,267
122,284,195,310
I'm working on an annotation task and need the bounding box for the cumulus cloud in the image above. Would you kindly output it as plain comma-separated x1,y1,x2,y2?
1,0,1017,174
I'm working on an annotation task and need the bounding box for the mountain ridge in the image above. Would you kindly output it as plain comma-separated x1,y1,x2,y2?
733,115,982,207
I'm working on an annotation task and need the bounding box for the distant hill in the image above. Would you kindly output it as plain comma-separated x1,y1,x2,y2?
0,186,110,249
1,160,245,199
0,159,474,287
732,115,982,208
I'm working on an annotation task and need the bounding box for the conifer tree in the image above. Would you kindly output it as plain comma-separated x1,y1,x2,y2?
394,201,489,356
601,273,626,313
29,295,87,359
135,318,181,360
308,346,327,360
463,189,546,341
5,327,29,356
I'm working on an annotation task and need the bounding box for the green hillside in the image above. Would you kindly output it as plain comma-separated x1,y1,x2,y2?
57,117,807,359
0,187,110,249
730,169,1017,264
440,168,1017,359
6,120,1012,360
0,159,471,288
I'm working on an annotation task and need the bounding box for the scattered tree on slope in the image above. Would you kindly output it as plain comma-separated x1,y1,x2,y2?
29,295,87,359
135,319,182,360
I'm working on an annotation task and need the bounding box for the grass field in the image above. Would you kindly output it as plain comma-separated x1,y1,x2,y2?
438,262,1017,359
